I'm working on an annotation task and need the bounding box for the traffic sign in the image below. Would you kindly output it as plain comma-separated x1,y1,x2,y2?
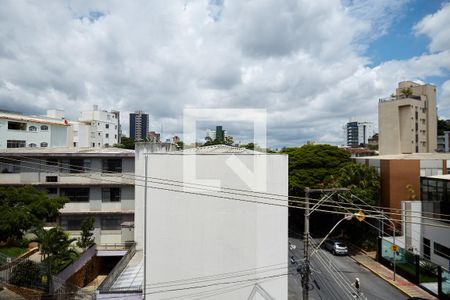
355,210,366,222
391,244,399,252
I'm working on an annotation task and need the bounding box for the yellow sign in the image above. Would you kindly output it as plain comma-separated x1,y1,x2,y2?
391,244,399,252
355,210,366,222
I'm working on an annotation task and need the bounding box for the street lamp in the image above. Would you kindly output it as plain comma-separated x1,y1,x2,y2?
310,212,354,258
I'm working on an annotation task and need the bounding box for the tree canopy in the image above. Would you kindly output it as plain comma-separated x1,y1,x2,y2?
281,144,351,195
0,186,67,242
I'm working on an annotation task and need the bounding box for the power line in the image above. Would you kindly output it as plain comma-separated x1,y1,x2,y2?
2,156,450,230
7,153,450,220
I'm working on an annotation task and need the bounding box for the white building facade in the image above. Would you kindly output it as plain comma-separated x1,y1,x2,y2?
135,144,288,299
0,111,70,149
71,105,119,148
0,147,135,245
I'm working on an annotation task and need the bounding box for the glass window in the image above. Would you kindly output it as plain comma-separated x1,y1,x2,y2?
46,176,58,182
105,124,109,129
0,159,20,173
40,125,48,131
7,140,26,148
63,217,84,230
46,159,58,166
102,188,121,202
434,242,450,260
28,143,37,147
29,126,37,132
60,188,89,202
106,133,109,138
101,216,122,230
102,159,122,173
8,121,26,130
423,238,430,259
40,142,48,147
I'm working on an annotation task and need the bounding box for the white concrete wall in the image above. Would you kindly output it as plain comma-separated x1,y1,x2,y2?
422,220,450,269
135,151,288,299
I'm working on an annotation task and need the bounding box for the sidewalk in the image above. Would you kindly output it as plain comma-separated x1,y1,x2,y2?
349,247,437,299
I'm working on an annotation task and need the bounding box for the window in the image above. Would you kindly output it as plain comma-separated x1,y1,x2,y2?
101,216,122,230
46,176,58,182
63,217,84,230
28,143,37,147
8,121,27,130
73,142,77,147
60,188,89,202
46,159,58,166
423,238,430,259
92,143,95,147
434,242,450,260
60,159,91,173
29,126,37,132
40,142,48,147
105,124,109,129
46,187,57,194
40,125,48,131
7,140,26,148
102,159,122,173
106,133,109,138
102,188,121,202
0,159,20,173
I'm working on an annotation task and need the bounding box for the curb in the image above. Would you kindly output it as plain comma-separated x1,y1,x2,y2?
349,254,415,298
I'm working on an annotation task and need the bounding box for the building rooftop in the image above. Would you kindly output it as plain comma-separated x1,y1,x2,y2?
181,144,266,154
357,152,450,160
423,174,450,181
0,111,69,126
0,147,135,157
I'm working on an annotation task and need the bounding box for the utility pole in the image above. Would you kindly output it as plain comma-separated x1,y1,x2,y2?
303,188,310,300
302,187,348,300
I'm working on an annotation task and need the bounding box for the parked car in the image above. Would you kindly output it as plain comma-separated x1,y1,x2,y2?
324,239,348,255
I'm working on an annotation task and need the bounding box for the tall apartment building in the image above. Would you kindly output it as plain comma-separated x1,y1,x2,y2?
378,81,437,155
437,131,450,152
129,111,149,141
344,121,374,147
0,147,135,244
0,110,70,149
71,105,119,148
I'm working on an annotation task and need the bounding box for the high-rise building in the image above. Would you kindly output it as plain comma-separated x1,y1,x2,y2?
130,111,149,141
344,121,374,147
378,81,437,155
215,125,225,142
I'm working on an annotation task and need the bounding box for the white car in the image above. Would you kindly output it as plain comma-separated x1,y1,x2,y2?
324,239,348,255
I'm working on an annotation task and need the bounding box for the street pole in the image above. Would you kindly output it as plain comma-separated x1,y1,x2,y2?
303,188,310,300
143,154,148,299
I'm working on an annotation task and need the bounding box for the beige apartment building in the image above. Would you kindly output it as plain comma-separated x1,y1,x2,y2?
378,81,437,155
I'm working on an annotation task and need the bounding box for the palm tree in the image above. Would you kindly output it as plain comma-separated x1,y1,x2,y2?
400,87,413,98
33,227,78,273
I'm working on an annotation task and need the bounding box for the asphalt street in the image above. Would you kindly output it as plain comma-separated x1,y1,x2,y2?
288,237,408,300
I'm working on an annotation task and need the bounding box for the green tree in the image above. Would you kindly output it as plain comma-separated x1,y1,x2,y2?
438,118,450,135
281,144,351,196
0,186,67,242
114,136,135,149
400,87,413,98
76,217,95,250
33,227,78,273
333,163,380,206
10,260,42,288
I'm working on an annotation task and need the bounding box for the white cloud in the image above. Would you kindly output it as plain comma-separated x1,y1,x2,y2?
0,0,449,147
414,2,450,53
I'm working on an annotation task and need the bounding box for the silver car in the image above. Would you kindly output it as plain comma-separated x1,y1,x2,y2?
324,240,348,255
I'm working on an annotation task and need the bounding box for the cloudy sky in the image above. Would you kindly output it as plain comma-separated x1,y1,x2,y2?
1,0,449,148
